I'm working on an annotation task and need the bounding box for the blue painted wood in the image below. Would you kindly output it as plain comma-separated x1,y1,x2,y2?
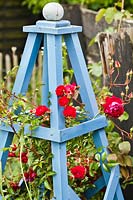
104,165,124,200
114,183,125,200
84,176,106,199
23,24,82,35
36,20,71,28
12,33,42,95
93,129,124,200
64,33,99,118
61,115,107,142
42,35,49,106
46,34,68,199
68,186,81,200
93,129,109,150
24,115,107,142
0,130,14,171
46,34,64,128
0,123,19,133
51,142,68,200
103,166,119,200
24,125,61,142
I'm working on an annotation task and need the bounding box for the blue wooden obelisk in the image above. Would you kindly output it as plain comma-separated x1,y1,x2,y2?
0,3,124,200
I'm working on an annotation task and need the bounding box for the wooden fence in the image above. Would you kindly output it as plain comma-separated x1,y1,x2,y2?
0,0,39,53
0,47,43,103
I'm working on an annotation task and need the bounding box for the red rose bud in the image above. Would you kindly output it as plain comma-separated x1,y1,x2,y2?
8,152,16,157
20,152,28,164
70,165,86,179
10,182,20,191
35,105,50,116
24,168,37,182
58,96,70,107
66,151,72,157
29,168,37,182
102,96,124,118
30,108,36,114
21,156,28,163
21,152,27,157
55,85,66,96
63,106,76,118
128,92,133,99
115,61,121,68
11,144,17,151
24,172,29,182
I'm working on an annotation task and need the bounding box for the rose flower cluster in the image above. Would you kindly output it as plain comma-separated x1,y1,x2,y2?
30,105,50,127
55,83,79,119
8,144,37,191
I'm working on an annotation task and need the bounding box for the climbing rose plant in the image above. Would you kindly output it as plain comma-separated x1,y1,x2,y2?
0,83,101,199
0,73,132,199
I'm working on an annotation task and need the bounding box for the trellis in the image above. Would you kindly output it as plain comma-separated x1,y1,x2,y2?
0,16,124,200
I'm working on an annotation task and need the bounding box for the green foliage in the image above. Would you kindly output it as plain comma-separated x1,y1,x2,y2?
0,65,104,199
96,5,132,25
88,46,133,189
118,111,129,122
22,0,133,14
22,0,60,14
88,61,102,77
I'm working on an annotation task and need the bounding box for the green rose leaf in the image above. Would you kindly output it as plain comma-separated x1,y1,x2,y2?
124,156,133,167
95,8,106,23
119,111,129,121
105,7,117,24
47,171,56,177
102,163,110,172
101,152,107,162
95,153,100,161
107,162,119,168
88,62,102,77
44,180,52,190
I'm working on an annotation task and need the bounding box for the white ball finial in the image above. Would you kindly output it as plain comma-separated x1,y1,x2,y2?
42,2,64,21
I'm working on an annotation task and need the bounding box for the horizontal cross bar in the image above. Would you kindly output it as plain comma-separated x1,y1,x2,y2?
84,176,106,199
23,25,82,35
0,115,107,143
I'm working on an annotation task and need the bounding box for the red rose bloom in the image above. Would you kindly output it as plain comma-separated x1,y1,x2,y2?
102,96,124,118
8,152,16,157
70,165,86,179
21,152,27,157
35,105,50,116
10,182,20,191
58,96,70,107
11,144,17,151
24,168,37,182
63,106,76,118
55,85,66,96
28,168,37,182
65,83,76,96
21,155,28,164
20,152,28,164
24,172,29,182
